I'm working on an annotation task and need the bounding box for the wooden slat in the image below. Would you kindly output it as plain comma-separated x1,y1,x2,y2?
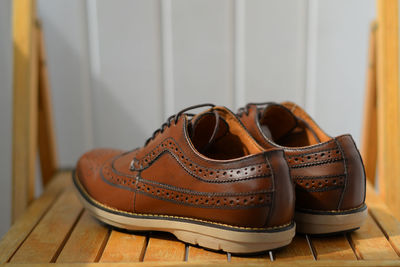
37,21,58,186
3,260,400,266
187,246,227,262
10,186,83,263
361,21,378,185
56,211,109,263
349,214,398,260
100,231,147,262
366,182,400,255
143,233,185,262
376,0,400,219
230,252,270,263
11,0,38,223
312,235,356,260
274,235,314,261
369,207,400,256
0,171,70,263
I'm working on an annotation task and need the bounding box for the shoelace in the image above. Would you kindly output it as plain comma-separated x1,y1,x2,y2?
237,102,274,117
144,103,216,146
131,103,219,171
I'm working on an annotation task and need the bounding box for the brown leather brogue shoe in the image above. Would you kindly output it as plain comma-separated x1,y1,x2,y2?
74,104,295,253
238,102,367,235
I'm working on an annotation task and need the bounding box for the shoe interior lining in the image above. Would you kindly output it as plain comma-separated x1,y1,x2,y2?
278,102,332,147
189,107,263,160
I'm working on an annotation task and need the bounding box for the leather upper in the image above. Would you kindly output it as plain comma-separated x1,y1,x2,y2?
76,106,294,229
238,102,366,212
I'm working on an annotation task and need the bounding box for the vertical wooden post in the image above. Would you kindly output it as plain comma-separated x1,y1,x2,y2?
361,22,378,185
11,0,38,222
376,0,400,219
37,21,58,186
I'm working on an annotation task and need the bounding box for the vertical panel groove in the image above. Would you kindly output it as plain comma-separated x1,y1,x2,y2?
305,0,318,116
82,0,99,149
161,0,174,117
233,0,245,109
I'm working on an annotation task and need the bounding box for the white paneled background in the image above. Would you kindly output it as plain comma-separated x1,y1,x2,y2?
0,0,375,237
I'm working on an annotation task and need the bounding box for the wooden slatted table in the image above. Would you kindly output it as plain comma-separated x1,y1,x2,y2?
0,171,399,266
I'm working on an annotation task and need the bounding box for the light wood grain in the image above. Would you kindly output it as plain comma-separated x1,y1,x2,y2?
366,182,400,255
274,235,314,261
2,260,400,266
312,235,356,260
376,0,400,220
349,214,398,260
361,21,378,185
56,211,109,263
369,207,400,256
6,261,400,267
230,252,270,263
37,21,58,186
187,246,227,262
143,233,185,262
11,0,38,223
100,231,147,262
0,171,70,263
10,186,83,263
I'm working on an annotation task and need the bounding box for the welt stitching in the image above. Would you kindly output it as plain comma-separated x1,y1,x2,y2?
138,176,273,196
290,158,343,169
136,190,270,210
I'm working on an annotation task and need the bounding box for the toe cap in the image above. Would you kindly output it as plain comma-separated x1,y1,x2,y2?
75,148,135,212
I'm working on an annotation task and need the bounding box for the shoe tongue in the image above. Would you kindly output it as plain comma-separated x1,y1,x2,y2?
259,103,298,142
189,109,229,153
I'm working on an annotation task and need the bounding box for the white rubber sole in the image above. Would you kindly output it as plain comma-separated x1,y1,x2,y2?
73,174,295,254
295,206,368,235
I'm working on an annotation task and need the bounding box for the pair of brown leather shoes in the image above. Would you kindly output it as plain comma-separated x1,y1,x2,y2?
74,102,367,253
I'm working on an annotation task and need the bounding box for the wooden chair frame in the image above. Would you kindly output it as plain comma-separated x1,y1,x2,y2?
361,0,400,220
11,0,58,223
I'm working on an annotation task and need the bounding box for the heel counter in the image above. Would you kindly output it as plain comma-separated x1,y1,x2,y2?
336,135,366,210
265,149,295,227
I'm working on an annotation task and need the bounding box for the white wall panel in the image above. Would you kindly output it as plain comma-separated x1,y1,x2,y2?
244,0,308,106
0,0,12,238
92,0,163,149
312,0,375,144
38,0,93,167
171,0,234,111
